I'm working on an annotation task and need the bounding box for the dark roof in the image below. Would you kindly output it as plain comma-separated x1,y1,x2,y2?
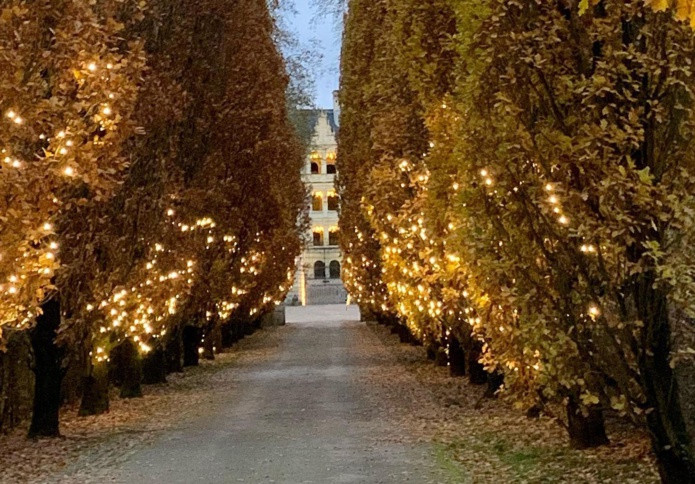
326,110,338,133
298,109,338,137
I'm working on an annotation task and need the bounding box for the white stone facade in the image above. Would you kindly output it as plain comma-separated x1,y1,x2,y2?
286,105,347,306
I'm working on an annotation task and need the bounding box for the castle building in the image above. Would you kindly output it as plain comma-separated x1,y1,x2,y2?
287,97,347,305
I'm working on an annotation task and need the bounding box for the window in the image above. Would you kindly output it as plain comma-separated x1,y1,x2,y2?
313,229,324,247
314,261,326,279
329,260,341,279
329,228,339,246
327,193,339,211
312,193,323,211
310,152,322,174
326,152,337,174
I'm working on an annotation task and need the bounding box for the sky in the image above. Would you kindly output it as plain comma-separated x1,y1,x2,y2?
282,0,343,109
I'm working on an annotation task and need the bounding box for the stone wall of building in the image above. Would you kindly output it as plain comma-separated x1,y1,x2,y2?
286,101,347,306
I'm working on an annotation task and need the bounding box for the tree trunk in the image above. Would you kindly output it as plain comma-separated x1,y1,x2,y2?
79,361,109,416
142,345,167,384
485,371,504,399
426,341,439,361
222,320,243,347
182,325,201,367
165,327,184,374
526,405,542,419
0,331,33,433
360,306,376,322
396,325,410,344
566,397,609,449
448,337,466,377
467,341,488,385
202,330,215,360
116,339,142,399
202,320,220,361
435,348,448,367
233,321,245,342
28,298,64,438
636,280,695,482
221,321,241,347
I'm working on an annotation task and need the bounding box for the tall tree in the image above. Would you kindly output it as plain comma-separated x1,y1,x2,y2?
0,0,145,436
447,0,695,476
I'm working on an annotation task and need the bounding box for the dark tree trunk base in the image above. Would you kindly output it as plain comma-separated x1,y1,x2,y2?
392,325,418,345
202,323,219,361
28,298,64,438
165,327,184,374
484,372,504,399
526,405,542,419
182,326,201,367
223,322,243,347
467,345,488,385
651,440,695,484
112,339,143,399
221,321,240,348
636,283,695,483
449,337,466,377
435,349,449,367
79,362,109,416
244,319,259,336
426,342,439,361
642,364,695,482
142,345,167,384
566,399,609,449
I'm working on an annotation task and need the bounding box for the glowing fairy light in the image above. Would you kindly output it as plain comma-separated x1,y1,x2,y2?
588,305,600,320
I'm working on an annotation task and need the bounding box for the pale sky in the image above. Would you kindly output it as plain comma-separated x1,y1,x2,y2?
283,0,342,109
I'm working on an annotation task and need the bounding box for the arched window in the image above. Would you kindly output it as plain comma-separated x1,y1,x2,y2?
312,192,323,211
329,228,339,246
314,261,326,279
326,152,337,174
310,162,320,174
313,229,324,247
329,260,341,279
327,193,339,211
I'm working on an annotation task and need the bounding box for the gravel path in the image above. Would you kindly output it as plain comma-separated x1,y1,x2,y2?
49,305,457,483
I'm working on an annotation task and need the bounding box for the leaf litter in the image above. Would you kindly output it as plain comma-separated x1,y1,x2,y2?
352,322,659,484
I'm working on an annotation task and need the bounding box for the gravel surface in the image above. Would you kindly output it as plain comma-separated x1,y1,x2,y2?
43,306,458,483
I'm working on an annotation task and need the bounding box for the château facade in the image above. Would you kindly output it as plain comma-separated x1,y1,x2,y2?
287,101,347,305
